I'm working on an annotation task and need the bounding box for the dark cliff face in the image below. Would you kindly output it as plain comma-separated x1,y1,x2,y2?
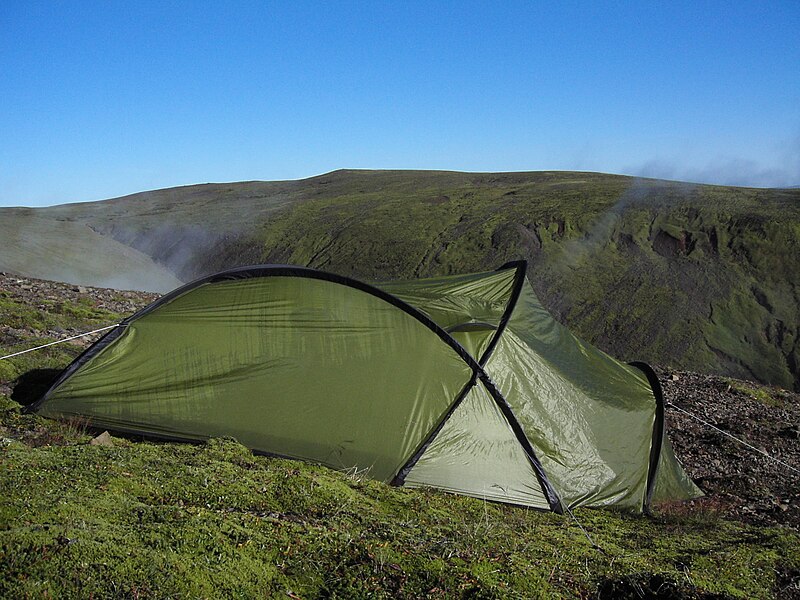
2,171,799,389
536,205,800,392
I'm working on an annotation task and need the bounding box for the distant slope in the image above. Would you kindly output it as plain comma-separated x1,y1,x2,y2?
1,170,799,389
0,209,181,292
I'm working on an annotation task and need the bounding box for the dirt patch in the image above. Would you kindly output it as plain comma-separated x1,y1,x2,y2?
657,368,800,530
652,230,694,258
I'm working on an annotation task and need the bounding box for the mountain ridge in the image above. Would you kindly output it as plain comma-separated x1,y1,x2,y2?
2,169,798,390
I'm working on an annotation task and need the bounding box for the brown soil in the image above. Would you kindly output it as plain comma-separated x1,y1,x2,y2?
657,368,800,529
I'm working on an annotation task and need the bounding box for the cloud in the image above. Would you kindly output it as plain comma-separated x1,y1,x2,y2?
627,132,800,188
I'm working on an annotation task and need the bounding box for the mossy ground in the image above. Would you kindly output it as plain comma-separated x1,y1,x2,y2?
1,400,798,599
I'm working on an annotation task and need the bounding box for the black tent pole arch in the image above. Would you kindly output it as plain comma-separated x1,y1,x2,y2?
30,264,480,412
30,262,565,514
628,361,666,514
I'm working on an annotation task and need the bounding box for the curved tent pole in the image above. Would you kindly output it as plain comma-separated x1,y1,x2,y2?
488,260,565,512
391,370,479,486
30,262,565,513
390,368,564,514
391,259,527,482
30,264,480,412
392,259,565,514
478,260,528,366
477,374,565,514
628,361,666,514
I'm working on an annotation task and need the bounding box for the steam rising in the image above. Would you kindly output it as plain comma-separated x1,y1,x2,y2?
629,131,800,188
554,178,690,270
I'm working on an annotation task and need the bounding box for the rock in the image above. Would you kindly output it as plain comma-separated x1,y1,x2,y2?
779,425,800,439
90,431,114,447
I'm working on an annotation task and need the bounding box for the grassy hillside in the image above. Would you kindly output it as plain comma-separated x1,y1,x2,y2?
1,170,799,389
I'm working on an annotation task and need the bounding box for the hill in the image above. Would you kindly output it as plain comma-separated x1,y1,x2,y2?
1,274,798,598
1,170,799,390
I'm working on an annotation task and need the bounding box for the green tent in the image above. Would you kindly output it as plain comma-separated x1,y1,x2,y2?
32,261,701,513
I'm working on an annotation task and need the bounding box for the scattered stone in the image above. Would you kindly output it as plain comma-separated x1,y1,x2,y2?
658,367,800,530
90,431,114,447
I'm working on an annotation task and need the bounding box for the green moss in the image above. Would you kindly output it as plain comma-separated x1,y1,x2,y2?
1,401,798,598
725,379,788,408
0,360,18,382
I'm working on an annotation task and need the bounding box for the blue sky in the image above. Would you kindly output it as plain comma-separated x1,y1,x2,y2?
1,1,799,207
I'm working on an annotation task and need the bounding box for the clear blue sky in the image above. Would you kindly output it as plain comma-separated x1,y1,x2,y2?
2,1,799,207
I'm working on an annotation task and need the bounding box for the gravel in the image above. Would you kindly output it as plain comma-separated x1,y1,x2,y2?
658,368,800,529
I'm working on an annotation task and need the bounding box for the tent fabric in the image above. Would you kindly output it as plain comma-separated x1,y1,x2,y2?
32,261,701,513
401,382,552,509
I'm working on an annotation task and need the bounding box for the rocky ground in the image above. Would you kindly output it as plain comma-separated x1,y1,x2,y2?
0,272,158,398
0,271,158,324
658,368,800,530
1,272,798,532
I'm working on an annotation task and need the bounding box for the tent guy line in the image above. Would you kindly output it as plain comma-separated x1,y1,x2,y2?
667,402,800,476
0,324,121,361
